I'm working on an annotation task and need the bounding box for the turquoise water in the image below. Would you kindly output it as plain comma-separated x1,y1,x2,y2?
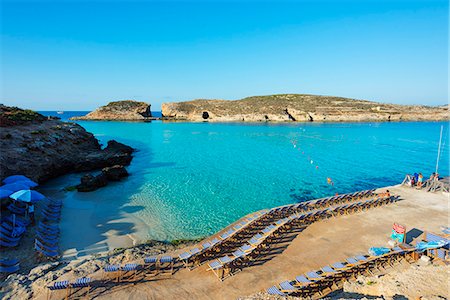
40,119,449,243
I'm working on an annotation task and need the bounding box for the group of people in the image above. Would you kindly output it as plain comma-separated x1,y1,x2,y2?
407,172,439,188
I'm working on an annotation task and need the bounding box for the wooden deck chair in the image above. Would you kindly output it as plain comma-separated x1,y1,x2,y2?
279,280,299,295
47,280,70,300
144,256,158,276
103,264,120,282
120,263,139,282
293,275,318,296
70,277,91,299
267,285,287,296
207,255,233,281
159,256,174,275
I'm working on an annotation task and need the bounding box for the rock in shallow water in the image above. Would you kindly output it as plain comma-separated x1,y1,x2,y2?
76,173,108,192
102,165,129,181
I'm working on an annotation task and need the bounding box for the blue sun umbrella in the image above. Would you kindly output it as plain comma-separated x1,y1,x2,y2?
0,189,13,198
0,183,31,193
10,190,46,203
3,175,33,184
12,180,38,188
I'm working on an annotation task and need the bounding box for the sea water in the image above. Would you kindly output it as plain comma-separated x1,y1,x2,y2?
37,115,449,248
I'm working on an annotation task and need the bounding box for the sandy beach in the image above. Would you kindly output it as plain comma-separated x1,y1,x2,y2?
2,184,448,300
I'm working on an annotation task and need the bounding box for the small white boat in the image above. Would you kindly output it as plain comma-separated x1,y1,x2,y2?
57,111,64,114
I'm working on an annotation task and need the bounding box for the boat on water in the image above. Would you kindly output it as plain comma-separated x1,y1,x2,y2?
57,111,64,114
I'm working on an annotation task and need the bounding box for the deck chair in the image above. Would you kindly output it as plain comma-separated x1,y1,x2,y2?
47,280,69,300
70,277,91,299
103,264,120,282
120,263,139,282
144,256,158,276
159,256,174,275
207,255,233,281
267,285,286,296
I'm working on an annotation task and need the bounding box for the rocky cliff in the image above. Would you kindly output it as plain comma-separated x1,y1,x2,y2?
161,94,449,122
0,105,134,183
72,100,151,121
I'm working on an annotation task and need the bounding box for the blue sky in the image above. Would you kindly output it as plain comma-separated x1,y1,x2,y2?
0,0,448,110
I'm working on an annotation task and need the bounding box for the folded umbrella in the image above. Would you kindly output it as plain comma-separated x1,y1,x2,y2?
3,175,33,184
10,190,46,203
0,183,31,193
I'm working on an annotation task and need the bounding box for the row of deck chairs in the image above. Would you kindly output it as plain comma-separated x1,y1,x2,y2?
103,256,174,282
47,277,91,300
205,196,399,281
178,210,268,270
267,245,415,298
267,189,376,219
35,199,63,259
206,215,296,281
0,214,29,247
177,189,378,271
47,257,175,299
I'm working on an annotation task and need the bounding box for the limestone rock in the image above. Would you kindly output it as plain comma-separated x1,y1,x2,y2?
71,100,151,121
0,105,135,183
76,173,108,192
161,94,449,122
102,165,129,181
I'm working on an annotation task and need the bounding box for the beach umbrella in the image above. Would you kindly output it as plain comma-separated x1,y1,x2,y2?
0,189,13,198
3,175,33,184
0,183,31,193
10,190,46,203
12,180,38,188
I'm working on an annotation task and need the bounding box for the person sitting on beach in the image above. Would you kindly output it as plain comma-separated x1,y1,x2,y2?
417,173,423,188
410,176,416,187
385,189,390,197
434,173,440,181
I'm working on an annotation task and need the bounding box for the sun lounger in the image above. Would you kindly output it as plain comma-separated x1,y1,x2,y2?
47,280,69,300
0,232,21,243
71,277,91,299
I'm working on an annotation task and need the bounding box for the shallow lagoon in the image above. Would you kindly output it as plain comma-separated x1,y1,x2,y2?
39,120,449,253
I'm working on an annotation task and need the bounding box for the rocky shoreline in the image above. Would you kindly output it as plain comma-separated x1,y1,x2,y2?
0,105,134,183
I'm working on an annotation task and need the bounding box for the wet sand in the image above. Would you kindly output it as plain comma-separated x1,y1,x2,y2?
24,185,448,300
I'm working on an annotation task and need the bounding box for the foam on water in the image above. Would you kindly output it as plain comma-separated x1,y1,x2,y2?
39,119,449,246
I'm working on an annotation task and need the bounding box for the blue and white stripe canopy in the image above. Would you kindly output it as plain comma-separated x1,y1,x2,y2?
10,190,46,203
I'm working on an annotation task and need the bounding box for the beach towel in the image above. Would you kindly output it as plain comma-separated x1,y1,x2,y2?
415,240,449,252
368,247,390,256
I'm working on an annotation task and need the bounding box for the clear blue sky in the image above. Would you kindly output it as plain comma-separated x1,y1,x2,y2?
0,0,448,111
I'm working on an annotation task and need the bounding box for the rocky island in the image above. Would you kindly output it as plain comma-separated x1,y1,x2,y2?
0,105,134,183
71,100,153,121
161,94,449,122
